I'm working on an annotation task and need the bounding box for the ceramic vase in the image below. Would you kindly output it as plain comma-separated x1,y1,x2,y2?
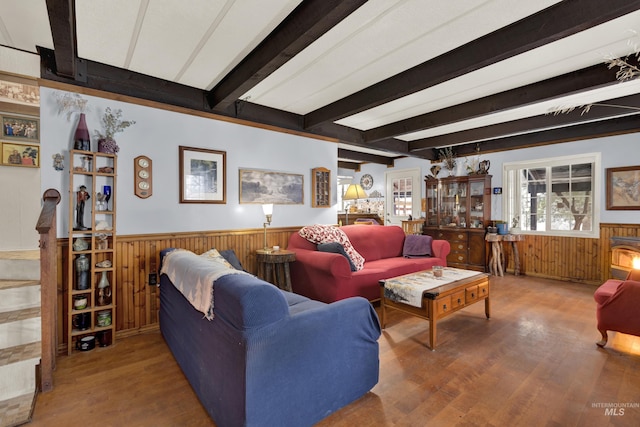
74,113,91,151
98,138,119,154
75,254,90,290
97,271,112,306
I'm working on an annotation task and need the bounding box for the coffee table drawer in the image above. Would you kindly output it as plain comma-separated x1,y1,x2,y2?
436,296,452,316
451,290,465,309
478,282,489,298
466,285,479,302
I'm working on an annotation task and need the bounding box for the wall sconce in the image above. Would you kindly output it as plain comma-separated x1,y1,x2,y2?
262,204,273,250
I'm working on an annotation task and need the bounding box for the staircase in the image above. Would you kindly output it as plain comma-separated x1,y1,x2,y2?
0,251,41,427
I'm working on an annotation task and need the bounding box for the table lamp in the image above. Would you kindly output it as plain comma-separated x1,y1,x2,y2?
627,257,640,281
343,184,368,225
262,204,273,250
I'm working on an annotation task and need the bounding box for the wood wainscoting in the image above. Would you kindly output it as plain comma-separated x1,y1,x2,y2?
54,226,300,353
501,223,639,285
53,223,639,352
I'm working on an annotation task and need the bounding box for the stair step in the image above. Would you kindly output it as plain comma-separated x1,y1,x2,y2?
0,259,40,281
0,391,36,427
0,284,40,314
0,342,40,368
0,311,40,349
0,356,39,402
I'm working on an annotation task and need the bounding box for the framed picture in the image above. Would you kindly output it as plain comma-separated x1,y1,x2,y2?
0,77,40,106
239,169,304,204
179,146,226,204
606,165,640,210
1,142,39,168
2,115,39,142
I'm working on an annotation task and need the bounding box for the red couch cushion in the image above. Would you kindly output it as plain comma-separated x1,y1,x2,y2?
340,225,405,261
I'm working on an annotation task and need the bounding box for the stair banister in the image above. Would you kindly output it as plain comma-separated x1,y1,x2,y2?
35,188,61,392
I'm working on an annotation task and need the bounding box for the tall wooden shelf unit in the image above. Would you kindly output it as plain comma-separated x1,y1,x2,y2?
424,175,492,271
311,167,331,208
66,150,117,354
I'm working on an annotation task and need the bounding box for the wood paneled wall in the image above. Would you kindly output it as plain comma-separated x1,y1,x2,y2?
54,223,639,351
502,223,639,285
55,226,300,351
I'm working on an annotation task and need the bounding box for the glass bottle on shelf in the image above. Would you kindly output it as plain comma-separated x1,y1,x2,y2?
97,271,112,306
75,254,90,290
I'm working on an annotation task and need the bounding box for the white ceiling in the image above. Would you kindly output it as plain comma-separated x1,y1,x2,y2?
2,0,640,160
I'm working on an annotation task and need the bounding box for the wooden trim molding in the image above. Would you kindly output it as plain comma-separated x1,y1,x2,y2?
53,223,638,352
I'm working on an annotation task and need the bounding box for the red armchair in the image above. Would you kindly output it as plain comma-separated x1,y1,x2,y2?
594,275,640,347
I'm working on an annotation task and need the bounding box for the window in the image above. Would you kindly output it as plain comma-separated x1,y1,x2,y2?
504,153,600,237
391,177,413,217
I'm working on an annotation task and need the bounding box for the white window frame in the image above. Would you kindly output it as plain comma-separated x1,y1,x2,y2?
503,152,601,238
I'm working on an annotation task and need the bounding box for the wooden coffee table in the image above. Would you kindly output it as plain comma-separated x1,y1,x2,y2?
379,268,490,350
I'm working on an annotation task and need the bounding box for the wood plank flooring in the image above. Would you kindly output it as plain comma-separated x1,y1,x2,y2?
28,275,640,426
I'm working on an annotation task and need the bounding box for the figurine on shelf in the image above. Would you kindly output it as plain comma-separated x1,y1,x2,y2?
74,185,90,230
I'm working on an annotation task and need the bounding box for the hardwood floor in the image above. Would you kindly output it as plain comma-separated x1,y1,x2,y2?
29,275,640,426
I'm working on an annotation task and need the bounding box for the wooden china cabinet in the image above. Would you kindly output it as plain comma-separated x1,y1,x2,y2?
424,175,492,271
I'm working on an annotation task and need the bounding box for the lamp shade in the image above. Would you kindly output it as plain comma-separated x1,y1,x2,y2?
262,204,273,216
343,184,368,200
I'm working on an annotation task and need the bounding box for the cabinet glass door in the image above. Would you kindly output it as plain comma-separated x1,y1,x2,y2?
425,179,438,226
440,180,467,228
469,180,485,229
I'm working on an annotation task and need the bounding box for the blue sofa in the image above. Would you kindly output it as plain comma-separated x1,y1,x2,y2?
159,249,381,427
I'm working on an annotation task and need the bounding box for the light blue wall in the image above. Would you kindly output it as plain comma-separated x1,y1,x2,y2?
39,87,338,237
351,134,640,225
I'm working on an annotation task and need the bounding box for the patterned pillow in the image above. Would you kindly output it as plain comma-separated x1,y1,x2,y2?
200,248,234,269
299,225,365,270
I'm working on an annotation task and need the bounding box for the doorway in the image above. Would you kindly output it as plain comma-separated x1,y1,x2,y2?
384,168,421,226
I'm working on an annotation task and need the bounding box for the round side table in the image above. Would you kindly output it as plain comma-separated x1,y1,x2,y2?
256,249,296,292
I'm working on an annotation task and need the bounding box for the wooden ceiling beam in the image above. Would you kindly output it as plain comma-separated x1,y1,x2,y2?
409,93,640,152
206,0,367,111
365,63,620,143
338,161,361,171
45,0,81,80
303,0,640,129
338,148,395,166
451,115,640,156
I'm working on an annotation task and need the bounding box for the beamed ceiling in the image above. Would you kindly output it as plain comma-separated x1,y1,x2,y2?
3,0,640,169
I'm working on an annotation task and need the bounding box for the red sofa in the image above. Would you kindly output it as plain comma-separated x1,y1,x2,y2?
287,225,451,303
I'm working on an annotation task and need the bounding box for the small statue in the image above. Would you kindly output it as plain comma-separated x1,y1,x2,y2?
52,153,64,171
430,165,441,178
75,185,90,230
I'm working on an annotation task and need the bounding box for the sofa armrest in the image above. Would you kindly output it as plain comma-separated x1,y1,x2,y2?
431,240,451,262
244,296,380,425
289,248,353,279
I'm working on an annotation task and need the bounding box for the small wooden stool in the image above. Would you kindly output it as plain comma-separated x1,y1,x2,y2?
256,249,296,292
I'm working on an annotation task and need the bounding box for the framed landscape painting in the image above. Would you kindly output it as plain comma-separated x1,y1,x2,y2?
179,146,226,203
2,115,39,142
606,165,640,210
239,169,304,204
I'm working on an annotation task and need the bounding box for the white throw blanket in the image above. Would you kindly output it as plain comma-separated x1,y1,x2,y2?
383,268,482,307
160,249,250,319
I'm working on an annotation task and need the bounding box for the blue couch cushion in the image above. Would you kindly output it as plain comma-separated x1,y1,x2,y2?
219,249,245,271
317,242,357,271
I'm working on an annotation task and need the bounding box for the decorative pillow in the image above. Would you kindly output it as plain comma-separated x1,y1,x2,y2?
200,248,234,269
299,224,365,270
402,234,433,258
219,249,245,271
317,242,357,271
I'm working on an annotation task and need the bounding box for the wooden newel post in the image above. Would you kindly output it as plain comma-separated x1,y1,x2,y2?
35,188,61,393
